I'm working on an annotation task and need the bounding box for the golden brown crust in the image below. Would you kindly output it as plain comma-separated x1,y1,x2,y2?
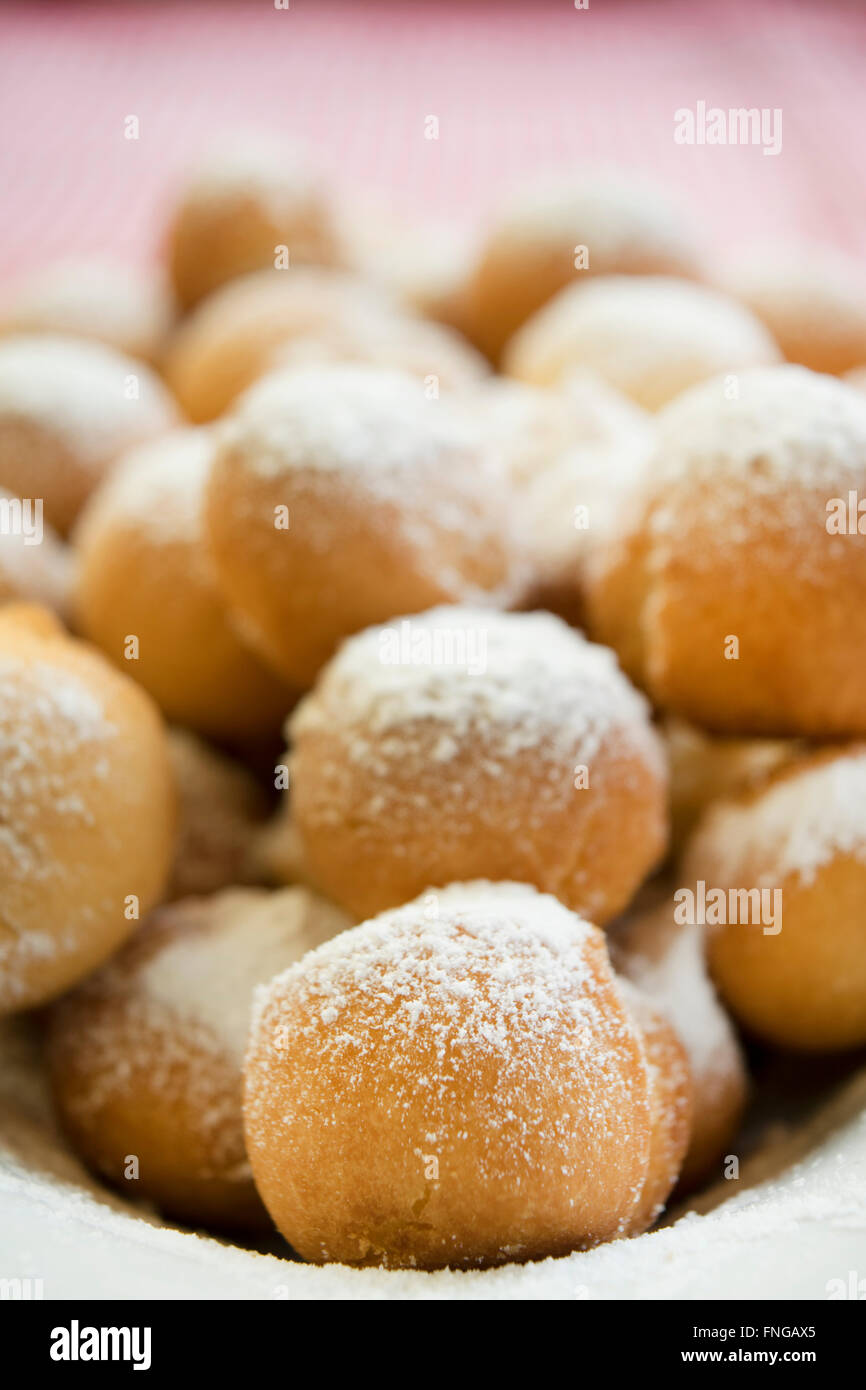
166,143,340,310
0,336,179,535
618,982,692,1232
462,173,703,362
685,747,866,1051
72,428,293,739
244,883,653,1268
0,604,175,1014
585,366,866,736
46,887,350,1231
204,367,525,689
284,606,668,923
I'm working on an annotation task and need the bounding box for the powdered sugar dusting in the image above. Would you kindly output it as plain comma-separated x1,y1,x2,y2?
138,888,350,1065
0,655,116,1001
0,335,177,472
688,750,866,889
291,604,657,774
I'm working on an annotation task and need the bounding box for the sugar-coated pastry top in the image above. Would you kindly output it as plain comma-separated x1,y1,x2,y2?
115,888,349,1068
505,275,781,407
291,604,660,775
0,335,176,465
219,365,524,608
0,259,174,362
633,366,866,561
720,244,866,375
686,749,866,890
249,881,648,1189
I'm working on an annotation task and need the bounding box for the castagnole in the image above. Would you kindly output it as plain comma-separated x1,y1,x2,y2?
244,882,663,1269
505,275,780,409
166,139,341,309
462,171,702,361
684,747,866,1052
0,334,178,534
163,267,487,423
0,605,175,1015
204,366,525,689
47,887,351,1230
73,428,292,741
281,605,667,922
585,365,866,736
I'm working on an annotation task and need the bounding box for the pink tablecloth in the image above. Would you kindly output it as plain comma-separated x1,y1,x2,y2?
1,0,865,272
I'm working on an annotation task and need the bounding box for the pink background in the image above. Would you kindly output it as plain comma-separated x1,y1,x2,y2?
1,0,865,273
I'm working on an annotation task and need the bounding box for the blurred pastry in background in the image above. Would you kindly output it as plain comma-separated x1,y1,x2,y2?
166,136,341,310
0,334,179,534
505,274,781,409
462,169,704,361
0,258,175,364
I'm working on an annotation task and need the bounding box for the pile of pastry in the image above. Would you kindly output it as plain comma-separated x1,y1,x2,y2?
1,140,866,1270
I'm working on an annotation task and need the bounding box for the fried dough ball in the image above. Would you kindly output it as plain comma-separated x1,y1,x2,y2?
0,604,174,1015
611,902,748,1188
0,259,174,363
167,139,340,309
720,246,866,376
283,605,667,922
505,275,781,410
462,170,703,361
204,367,525,689
585,366,866,736
162,268,486,422
685,747,866,1052
0,488,72,618
243,881,655,1268
0,335,178,534
617,981,692,1231
73,428,292,740
46,887,350,1231
471,372,655,624
663,716,805,853
166,729,270,901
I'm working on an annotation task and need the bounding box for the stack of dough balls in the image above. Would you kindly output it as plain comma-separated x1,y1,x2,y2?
73,427,291,741
0,334,178,534
47,887,350,1230
14,150,866,1276
244,880,690,1269
585,365,866,736
462,169,703,361
279,604,667,922
0,605,174,1015
204,364,524,688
